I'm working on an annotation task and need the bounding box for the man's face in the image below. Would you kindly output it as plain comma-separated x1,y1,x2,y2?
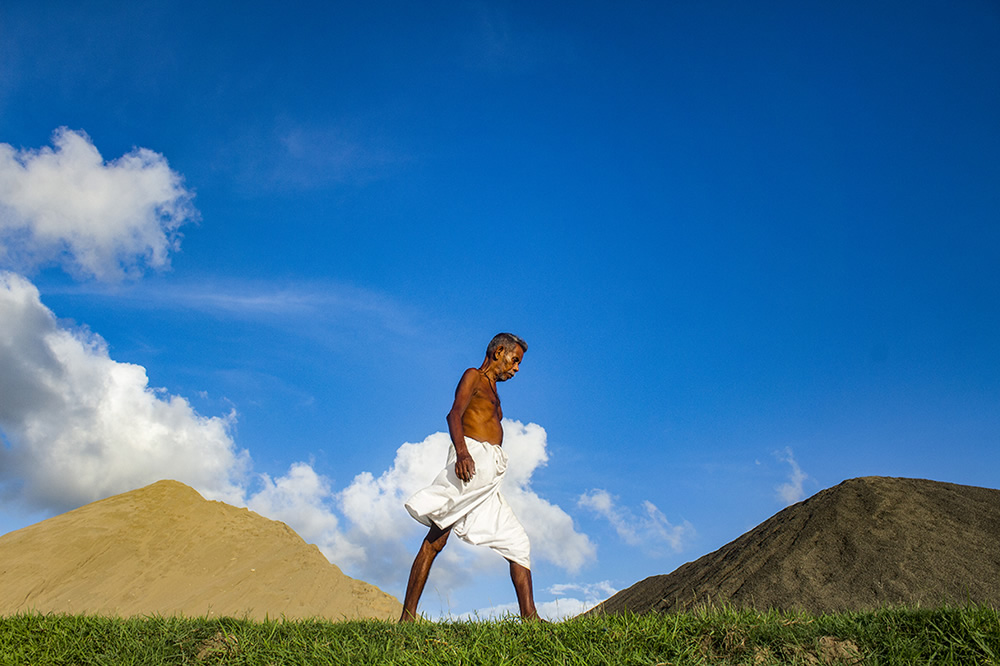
496,345,525,382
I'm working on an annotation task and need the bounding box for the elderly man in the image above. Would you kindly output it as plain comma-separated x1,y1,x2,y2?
399,333,538,621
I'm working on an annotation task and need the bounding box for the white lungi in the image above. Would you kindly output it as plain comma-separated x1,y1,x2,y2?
405,437,531,569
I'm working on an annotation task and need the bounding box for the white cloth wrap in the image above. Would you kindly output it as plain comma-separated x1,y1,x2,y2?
405,436,531,569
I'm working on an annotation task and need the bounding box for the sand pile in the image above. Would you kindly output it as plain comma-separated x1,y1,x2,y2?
0,480,401,620
590,477,1000,615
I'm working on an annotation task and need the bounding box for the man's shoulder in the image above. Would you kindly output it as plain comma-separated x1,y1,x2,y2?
457,367,484,387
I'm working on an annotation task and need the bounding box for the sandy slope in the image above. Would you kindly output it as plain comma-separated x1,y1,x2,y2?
0,480,400,620
590,477,1000,615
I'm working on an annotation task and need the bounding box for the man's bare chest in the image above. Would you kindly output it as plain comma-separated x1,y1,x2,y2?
470,387,502,419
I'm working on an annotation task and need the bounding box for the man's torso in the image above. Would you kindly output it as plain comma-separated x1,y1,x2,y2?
460,369,504,445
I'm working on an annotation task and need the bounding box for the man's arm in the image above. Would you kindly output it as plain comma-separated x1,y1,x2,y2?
447,368,480,482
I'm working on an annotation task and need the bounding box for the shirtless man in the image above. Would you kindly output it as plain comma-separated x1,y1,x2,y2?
399,333,538,622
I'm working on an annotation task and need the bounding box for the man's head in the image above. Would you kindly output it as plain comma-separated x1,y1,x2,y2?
487,332,528,357
487,333,527,381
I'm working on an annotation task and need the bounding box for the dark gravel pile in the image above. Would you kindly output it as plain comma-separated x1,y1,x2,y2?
589,477,1000,615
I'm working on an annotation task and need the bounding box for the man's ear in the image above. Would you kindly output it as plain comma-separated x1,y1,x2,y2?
492,346,505,360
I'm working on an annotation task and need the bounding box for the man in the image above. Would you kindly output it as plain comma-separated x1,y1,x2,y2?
399,332,538,621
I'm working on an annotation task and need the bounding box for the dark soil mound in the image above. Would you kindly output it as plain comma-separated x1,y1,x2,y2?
589,477,1000,615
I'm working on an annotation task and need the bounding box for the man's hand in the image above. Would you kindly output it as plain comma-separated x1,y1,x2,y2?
455,452,476,482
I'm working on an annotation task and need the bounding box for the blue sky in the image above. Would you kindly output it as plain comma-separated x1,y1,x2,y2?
1,1,998,619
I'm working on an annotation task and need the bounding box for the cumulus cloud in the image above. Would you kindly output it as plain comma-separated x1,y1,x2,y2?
0,271,247,510
461,581,617,621
334,432,454,582
0,128,196,280
579,489,694,554
0,277,581,606
541,580,617,619
244,462,366,570
0,273,593,592
499,421,596,573
775,447,809,505
333,421,596,589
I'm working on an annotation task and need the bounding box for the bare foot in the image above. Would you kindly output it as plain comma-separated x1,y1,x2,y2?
521,611,549,623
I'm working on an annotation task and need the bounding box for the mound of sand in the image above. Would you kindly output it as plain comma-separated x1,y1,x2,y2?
589,477,1000,615
0,480,401,620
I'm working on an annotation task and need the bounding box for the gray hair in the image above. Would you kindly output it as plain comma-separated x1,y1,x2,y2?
487,332,528,357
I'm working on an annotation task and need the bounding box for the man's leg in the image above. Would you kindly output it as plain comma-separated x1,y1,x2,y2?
399,524,451,622
508,560,540,620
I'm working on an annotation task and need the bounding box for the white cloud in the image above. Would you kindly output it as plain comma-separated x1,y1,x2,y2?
548,580,617,599
333,422,597,589
542,580,617,619
0,128,196,280
245,462,365,570
0,271,247,510
579,489,694,554
0,269,414,582
0,272,593,594
775,447,808,505
44,278,425,350
501,421,596,573
461,581,617,621
333,432,454,583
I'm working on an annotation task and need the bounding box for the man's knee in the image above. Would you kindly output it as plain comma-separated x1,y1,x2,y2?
424,526,451,553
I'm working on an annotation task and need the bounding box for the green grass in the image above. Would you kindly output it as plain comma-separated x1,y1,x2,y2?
0,606,997,665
